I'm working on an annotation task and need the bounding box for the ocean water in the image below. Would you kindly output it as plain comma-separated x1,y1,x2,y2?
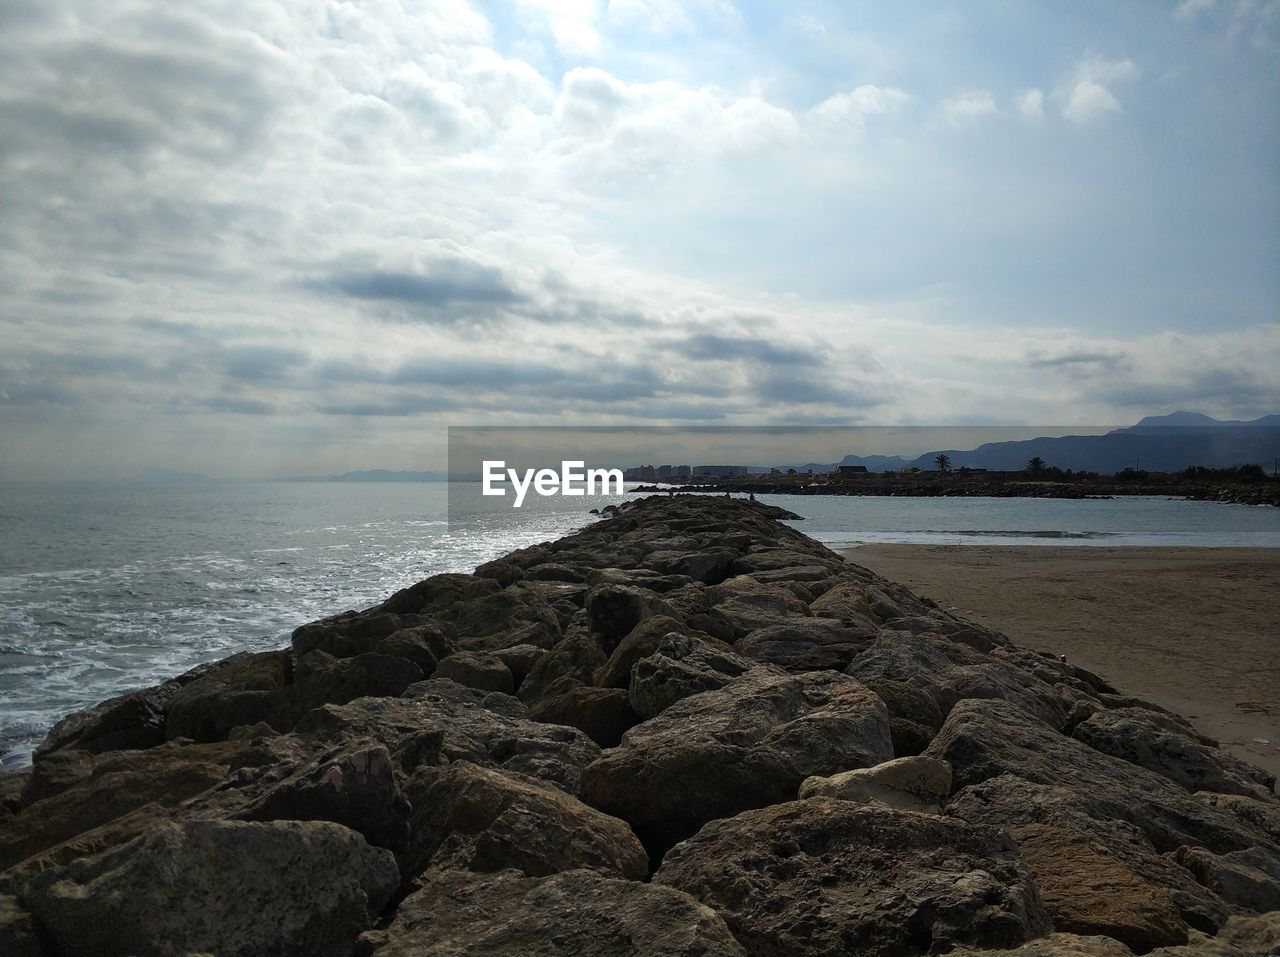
1,482,1276,763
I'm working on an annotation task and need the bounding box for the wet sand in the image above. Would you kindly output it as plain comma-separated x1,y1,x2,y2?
841,545,1280,779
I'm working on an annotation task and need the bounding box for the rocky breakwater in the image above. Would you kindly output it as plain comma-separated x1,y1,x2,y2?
1,494,1278,957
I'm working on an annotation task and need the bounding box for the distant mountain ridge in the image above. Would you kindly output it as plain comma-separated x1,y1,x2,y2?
904,413,1277,474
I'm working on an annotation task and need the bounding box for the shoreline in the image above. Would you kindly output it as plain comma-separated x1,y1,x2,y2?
842,543,1280,777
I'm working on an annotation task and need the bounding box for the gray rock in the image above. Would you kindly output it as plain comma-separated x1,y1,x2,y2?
654,798,1051,957
581,669,892,857
1170,845,1280,914
591,615,691,688
627,632,754,719
360,868,746,956
1073,708,1275,798
928,699,1276,861
22,819,398,957
295,678,601,794
399,761,646,883
0,894,44,957
707,581,812,639
851,632,1072,732
434,651,514,694
584,584,678,651
798,755,952,813
736,617,875,672
525,677,638,747
1196,792,1280,845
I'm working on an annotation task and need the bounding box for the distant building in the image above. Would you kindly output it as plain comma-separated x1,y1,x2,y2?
692,465,748,477
836,465,869,480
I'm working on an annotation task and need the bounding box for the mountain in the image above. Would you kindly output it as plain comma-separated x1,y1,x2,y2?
838,453,911,471
334,469,448,482
905,414,1278,474
134,467,213,483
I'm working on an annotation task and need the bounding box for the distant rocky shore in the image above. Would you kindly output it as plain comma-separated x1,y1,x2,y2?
634,479,1280,507
2,495,1278,956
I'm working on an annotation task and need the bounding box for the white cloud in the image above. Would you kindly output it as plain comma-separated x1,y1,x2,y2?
1060,56,1138,123
1017,87,1045,120
936,90,999,125
1175,0,1216,22
810,85,910,130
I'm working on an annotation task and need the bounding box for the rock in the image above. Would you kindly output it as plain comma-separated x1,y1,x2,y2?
861,678,947,755
798,755,952,813
293,608,425,657
654,798,1051,957
946,774,1234,938
358,868,745,957
581,669,892,858
280,651,422,727
591,616,690,688
517,628,608,705
525,678,638,748
294,678,601,794
1196,792,1280,845
807,579,879,624
1073,708,1276,798
399,762,646,884
239,742,411,852
22,819,398,957
584,584,678,652
850,632,1070,731
627,633,754,719
928,699,1275,861
433,651,514,694
374,624,456,675
706,581,811,640
0,894,44,957
959,934,1135,955
1146,911,1280,955
491,644,544,690
1170,845,1280,913
1,740,245,872
736,617,875,672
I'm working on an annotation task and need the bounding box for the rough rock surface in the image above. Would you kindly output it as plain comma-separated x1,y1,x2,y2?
581,668,893,857
7,494,1276,957
400,761,647,883
798,755,952,813
654,798,1052,957
22,819,398,957
360,867,746,956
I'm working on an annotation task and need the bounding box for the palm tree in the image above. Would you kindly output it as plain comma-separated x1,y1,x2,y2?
934,453,952,473
1026,456,1046,475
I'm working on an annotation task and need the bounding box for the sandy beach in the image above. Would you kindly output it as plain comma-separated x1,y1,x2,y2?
842,545,1280,779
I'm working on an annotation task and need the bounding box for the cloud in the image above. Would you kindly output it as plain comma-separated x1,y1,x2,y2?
679,333,822,366
1017,88,1045,120
1061,56,1138,123
319,261,526,314
935,90,999,126
810,85,910,130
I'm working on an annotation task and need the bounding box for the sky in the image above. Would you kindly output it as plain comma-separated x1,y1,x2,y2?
0,0,1277,479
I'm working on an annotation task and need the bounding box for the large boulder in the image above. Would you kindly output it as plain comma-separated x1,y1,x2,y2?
627,632,754,719
581,669,893,858
736,617,875,673
928,699,1278,861
1073,708,1276,798
654,798,1051,957
706,580,812,639
20,819,398,957
433,651,514,694
591,616,690,689
584,584,678,651
525,677,639,748
399,762,646,883
237,741,411,851
360,867,746,956
294,678,601,794
850,632,1071,731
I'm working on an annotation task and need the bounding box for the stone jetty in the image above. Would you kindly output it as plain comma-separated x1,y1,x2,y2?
1,495,1277,956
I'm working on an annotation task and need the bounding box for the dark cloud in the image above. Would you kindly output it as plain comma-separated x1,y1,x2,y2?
318,395,462,417
1026,349,1129,369
220,346,310,382
679,333,822,366
319,260,525,313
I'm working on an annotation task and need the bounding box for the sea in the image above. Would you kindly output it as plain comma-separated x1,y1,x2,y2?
2,481,1277,765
